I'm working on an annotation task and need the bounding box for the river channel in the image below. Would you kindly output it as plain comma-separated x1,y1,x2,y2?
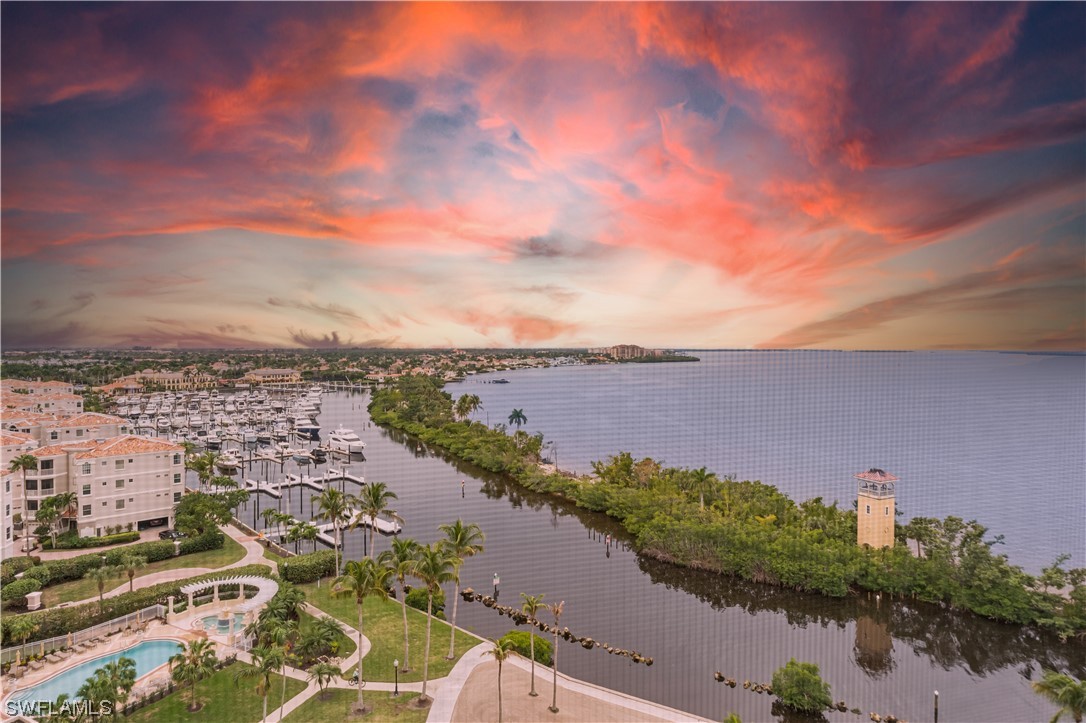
223,387,1083,722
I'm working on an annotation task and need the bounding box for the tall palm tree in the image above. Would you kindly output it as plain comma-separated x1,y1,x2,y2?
379,537,420,673
313,487,351,577
187,450,220,491
9,454,38,556
520,593,545,696
35,500,60,549
259,618,299,721
84,564,120,612
412,543,457,703
332,557,393,714
508,409,527,429
483,637,517,723
352,482,402,559
169,638,218,712
688,467,718,511
454,394,482,422
1032,670,1086,722
79,657,136,715
118,554,146,593
233,645,284,722
287,520,320,555
548,600,565,714
440,519,485,659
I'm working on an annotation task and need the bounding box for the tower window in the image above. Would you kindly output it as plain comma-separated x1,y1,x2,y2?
865,505,871,514
884,506,889,515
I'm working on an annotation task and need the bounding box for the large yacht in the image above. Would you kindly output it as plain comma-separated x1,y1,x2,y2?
327,426,365,454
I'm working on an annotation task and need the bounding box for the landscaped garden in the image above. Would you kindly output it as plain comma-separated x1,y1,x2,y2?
283,690,427,723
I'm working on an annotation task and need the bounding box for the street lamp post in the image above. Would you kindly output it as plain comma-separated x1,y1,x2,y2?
493,572,500,600
393,659,399,697
934,690,939,723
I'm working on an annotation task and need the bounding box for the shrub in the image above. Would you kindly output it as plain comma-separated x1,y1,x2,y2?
279,549,337,584
1,557,40,586
40,541,176,587
1,564,275,643
41,531,141,550
406,586,445,617
771,658,832,714
500,630,552,666
1,578,43,606
23,566,51,586
178,530,225,555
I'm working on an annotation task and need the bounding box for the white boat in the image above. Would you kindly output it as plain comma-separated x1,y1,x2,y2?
215,452,241,472
241,428,257,444
292,417,320,439
327,426,365,454
156,417,170,431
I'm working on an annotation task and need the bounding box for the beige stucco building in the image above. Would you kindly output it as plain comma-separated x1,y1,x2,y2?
856,468,897,549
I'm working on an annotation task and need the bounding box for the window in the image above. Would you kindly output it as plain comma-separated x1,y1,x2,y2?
82,484,91,496
5,527,9,540
101,501,107,507
115,479,125,489
81,463,92,475
25,479,37,492
76,429,84,437
115,460,124,470
173,453,181,465
40,460,53,471
82,505,91,517
884,506,890,516
173,473,182,484
49,431,58,440
27,500,38,512
4,480,8,493
865,504,871,514
173,492,182,503
41,479,54,492
115,500,125,510
4,504,9,517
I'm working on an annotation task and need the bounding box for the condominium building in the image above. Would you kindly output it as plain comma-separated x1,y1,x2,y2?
243,368,302,385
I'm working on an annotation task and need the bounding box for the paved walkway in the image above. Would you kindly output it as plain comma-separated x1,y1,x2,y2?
427,642,492,722
56,525,274,608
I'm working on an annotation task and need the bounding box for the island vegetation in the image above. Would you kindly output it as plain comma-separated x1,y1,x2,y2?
369,374,1086,639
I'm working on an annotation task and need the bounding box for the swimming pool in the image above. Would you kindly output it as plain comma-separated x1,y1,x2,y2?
7,639,182,705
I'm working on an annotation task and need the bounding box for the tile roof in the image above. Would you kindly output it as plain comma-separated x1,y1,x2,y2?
43,413,128,429
73,435,183,459
31,440,98,458
0,431,36,446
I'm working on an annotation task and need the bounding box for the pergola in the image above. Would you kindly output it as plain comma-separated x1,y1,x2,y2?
177,575,279,614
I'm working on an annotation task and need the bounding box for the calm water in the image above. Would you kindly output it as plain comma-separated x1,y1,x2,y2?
222,351,1085,721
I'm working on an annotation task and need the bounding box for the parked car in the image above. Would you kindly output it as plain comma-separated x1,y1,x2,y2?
158,529,187,540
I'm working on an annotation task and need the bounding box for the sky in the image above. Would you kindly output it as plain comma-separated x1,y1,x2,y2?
1,2,1084,351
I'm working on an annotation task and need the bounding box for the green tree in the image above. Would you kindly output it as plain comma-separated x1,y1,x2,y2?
313,487,352,577
78,656,136,716
1032,670,1086,723
454,394,482,422
233,645,285,722
333,557,393,713
687,467,718,511
412,543,457,703
118,554,146,594
84,564,121,612
548,600,565,714
286,519,320,555
520,593,546,696
168,638,218,712
51,491,79,533
483,637,517,723
379,536,421,672
35,497,61,549
440,519,486,659
9,454,38,556
307,661,342,700
508,409,527,429
353,481,402,560
771,658,833,714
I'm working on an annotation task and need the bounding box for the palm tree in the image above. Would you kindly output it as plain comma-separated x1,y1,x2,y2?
287,520,319,555
187,450,220,491
440,519,485,659
548,600,565,714
313,487,351,577
483,637,517,723
9,454,38,556
169,638,218,712
298,617,343,663
78,656,136,716
51,491,79,533
332,557,393,714
1032,670,1086,722
379,537,420,673
35,500,60,549
84,564,120,612
454,394,482,422
520,593,545,696
3,615,39,665
234,645,285,722
508,409,527,429
258,618,299,721
118,554,146,593
352,482,402,559
412,543,457,703
688,467,718,510
307,661,341,700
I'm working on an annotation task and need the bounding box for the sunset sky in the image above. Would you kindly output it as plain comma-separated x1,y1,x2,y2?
2,2,1083,350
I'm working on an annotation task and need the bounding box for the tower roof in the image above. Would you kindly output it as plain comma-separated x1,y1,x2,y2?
855,468,898,483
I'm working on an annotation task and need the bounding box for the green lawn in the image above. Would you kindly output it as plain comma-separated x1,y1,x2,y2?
284,689,426,723
299,581,480,683
124,662,306,723
41,535,247,606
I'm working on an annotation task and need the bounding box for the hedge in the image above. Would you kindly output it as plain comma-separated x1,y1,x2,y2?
1,578,42,606
1,563,276,643
39,541,177,587
41,531,140,550
0,556,40,586
406,586,445,617
279,549,337,584
23,565,51,586
178,530,225,555
500,630,552,666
